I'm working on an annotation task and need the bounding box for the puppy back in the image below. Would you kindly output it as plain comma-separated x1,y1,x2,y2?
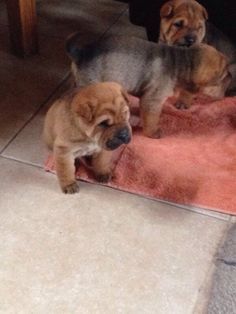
157,44,201,80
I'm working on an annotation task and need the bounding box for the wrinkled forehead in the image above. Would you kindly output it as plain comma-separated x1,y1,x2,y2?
96,96,129,122
174,3,205,21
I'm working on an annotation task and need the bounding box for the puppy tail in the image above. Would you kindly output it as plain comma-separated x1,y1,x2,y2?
65,31,98,63
66,32,82,62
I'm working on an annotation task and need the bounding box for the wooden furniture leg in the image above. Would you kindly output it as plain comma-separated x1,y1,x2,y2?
6,0,38,57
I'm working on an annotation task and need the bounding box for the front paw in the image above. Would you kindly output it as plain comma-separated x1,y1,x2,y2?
94,172,112,183
61,181,79,194
144,128,162,139
175,101,190,110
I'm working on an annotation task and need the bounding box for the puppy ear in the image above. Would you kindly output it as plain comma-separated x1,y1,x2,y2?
160,2,173,18
201,7,208,20
75,99,97,122
121,88,130,104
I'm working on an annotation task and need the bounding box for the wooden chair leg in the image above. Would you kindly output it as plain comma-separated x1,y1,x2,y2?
6,0,38,57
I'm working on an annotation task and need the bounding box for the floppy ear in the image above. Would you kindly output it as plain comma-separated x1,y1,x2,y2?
74,99,97,122
121,88,130,104
201,6,208,20
160,2,173,18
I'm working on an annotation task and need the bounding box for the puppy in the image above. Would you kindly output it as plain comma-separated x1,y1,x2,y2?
66,34,230,138
43,82,132,194
159,0,208,47
159,0,236,97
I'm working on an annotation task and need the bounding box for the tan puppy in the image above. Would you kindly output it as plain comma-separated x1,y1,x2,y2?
43,82,132,194
159,0,208,47
159,0,236,101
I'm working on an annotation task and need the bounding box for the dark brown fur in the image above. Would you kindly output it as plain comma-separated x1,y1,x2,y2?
66,34,230,137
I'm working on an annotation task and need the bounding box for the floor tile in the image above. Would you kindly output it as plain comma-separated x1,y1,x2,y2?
2,76,72,166
0,157,228,314
206,224,236,314
0,0,127,39
37,0,127,39
231,216,236,223
0,1,7,25
107,10,146,38
0,0,233,311
1,7,145,165
0,28,69,151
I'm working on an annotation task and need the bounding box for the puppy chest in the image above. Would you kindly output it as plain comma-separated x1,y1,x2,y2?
73,141,101,158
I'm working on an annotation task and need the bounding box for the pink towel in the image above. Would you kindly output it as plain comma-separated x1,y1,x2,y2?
45,96,236,215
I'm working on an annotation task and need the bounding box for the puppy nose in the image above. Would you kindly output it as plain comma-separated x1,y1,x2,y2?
116,127,131,144
184,35,196,46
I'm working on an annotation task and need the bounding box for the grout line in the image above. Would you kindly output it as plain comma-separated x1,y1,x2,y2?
0,155,43,169
101,8,128,35
0,6,128,155
169,203,232,221
38,7,128,40
88,183,232,221
80,7,128,43
2,6,232,222
0,72,70,155
0,155,234,221
0,6,128,40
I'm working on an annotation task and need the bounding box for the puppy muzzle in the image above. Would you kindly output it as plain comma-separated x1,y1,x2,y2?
176,34,197,47
105,127,131,150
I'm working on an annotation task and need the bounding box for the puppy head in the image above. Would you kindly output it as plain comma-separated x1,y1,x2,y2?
191,44,231,97
160,0,207,46
72,82,132,150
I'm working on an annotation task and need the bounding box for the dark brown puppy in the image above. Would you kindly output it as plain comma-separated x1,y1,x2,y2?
66,34,230,138
43,82,131,194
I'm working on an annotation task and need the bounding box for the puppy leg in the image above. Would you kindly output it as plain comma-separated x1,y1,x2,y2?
140,83,175,138
54,146,79,194
175,89,194,110
140,97,166,138
226,64,236,96
92,150,113,183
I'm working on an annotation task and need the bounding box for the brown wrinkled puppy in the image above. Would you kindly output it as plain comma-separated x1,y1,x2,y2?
174,44,231,110
43,82,132,194
159,0,208,47
159,0,236,101
66,34,230,138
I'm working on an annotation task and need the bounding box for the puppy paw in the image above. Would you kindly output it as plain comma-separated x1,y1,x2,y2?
145,128,162,139
175,102,190,110
152,128,162,139
62,182,79,194
94,173,112,183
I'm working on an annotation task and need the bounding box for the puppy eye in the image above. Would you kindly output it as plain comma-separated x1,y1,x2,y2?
173,20,183,28
98,120,110,128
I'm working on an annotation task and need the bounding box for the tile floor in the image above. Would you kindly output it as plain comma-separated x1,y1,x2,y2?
0,0,234,313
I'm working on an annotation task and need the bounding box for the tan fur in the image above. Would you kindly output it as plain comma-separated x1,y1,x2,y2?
176,44,231,109
159,0,207,46
159,0,234,109
43,82,132,193
159,0,208,109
